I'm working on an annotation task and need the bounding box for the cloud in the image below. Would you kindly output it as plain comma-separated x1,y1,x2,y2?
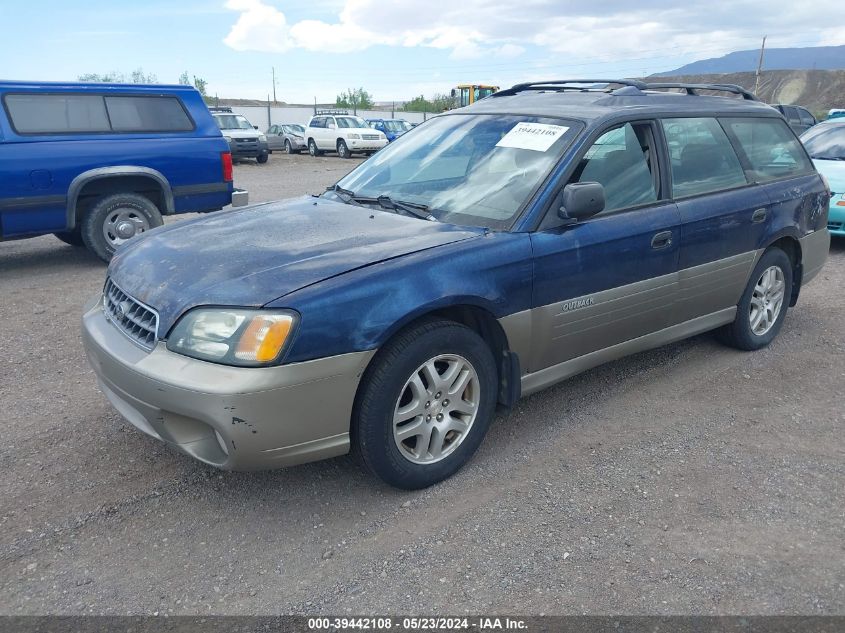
223,0,291,53
223,0,845,63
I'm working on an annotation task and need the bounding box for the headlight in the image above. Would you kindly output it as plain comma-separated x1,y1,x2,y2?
167,308,297,366
293,135,304,140
347,133,361,139
258,133,267,142
223,136,232,142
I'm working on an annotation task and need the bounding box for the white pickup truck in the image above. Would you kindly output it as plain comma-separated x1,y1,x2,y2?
304,112,387,159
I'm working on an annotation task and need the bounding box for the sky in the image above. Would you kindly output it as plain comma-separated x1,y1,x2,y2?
2,0,844,104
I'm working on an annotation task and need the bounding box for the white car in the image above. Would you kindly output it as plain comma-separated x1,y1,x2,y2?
304,113,387,159
212,110,269,164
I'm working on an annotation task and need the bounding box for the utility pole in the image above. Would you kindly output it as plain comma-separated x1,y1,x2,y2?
271,67,277,103
754,35,767,96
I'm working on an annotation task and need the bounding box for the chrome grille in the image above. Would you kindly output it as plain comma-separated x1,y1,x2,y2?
362,134,380,140
103,278,159,351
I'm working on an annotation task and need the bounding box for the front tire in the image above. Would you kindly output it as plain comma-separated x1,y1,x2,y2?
284,139,293,154
337,139,351,159
353,318,497,489
80,193,163,262
717,247,793,351
256,153,269,164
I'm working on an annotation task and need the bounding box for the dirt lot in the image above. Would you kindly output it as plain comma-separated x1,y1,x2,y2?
1,152,843,615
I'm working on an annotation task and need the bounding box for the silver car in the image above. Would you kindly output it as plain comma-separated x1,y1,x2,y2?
266,124,307,154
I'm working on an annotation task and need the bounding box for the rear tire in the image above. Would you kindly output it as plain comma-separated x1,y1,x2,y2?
353,318,497,489
717,247,793,351
308,139,322,157
80,193,163,262
53,229,84,247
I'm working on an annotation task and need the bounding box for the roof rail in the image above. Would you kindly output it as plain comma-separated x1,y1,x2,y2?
494,79,647,96
645,83,759,101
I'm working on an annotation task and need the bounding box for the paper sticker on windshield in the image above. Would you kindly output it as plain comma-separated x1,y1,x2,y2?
496,122,569,152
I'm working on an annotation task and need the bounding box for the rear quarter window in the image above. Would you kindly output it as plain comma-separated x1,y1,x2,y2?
722,117,814,182
104,96,194,132
4,93,111,133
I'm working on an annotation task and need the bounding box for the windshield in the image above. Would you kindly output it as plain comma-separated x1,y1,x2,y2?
287,124,304,134
329,114,580,229
215,114,253,130
801,124,845,160
336,116,368,128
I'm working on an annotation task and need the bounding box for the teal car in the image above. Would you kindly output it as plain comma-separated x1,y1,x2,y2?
802,121,845,236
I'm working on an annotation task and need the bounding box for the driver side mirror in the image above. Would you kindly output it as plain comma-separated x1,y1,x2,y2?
558,182,605,224
253,125,259,130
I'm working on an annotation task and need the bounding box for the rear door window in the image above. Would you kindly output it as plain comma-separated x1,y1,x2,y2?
4,93,111,133
104,96,193,132
722,117,814,182
661,117,748,198
797,107,816,127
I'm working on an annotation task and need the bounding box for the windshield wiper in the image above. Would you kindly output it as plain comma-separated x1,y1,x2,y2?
326,186,437,221
325,184,365,205
375,195,437,221
811,156,845,161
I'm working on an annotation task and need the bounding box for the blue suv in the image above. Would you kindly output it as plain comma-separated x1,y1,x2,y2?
82,80,829,489
0,81,246,261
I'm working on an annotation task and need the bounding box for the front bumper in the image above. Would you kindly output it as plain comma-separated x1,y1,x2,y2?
82,299,375,470
828,197,845,235
348,138,388,152
227,138,269,159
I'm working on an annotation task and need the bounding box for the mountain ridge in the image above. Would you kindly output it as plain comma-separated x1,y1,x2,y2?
654,45,845,76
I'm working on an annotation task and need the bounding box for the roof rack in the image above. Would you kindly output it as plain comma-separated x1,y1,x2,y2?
644,83,759,101
208,106,233,113
494,79,647,97
315,109,350,115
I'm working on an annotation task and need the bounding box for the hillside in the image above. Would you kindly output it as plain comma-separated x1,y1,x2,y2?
656,45,845,75
648,70,845,115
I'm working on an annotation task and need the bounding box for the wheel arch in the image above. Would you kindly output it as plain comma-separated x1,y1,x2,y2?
362,302,521,409
67,167,174,230
763,232,802,306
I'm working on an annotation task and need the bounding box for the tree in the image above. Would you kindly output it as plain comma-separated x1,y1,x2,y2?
130,68,157,84
192,76,208,96
78,71,125,83
336,87,374,111
178,71,190,86
403,92,455,112
78,68,157,84
402,95,431,112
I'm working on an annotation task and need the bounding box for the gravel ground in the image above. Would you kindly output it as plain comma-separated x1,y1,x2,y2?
1,152,843,615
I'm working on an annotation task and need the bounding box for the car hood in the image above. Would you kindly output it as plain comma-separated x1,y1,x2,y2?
108,196,484,335
813,158,845,194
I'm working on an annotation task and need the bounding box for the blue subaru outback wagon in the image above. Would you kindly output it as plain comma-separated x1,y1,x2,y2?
82,80,830,489
0,81,246,261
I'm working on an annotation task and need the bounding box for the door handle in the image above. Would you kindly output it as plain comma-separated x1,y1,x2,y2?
651,230,673,249
752,208,767,223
